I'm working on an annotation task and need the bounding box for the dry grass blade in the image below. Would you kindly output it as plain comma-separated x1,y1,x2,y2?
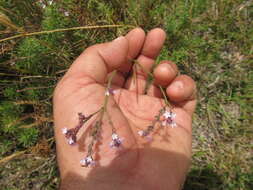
6,114,35,129
14,100,39,105
16,85,55,92
0,12,23,32
0,151,26,165
0,24,135,43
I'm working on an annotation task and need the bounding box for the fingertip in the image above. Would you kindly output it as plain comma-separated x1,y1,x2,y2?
127,27,146,37
151,28,166,39
141,28,167,59
118,27,146,74
166,75,196,102
125,28,146,59
154,61,178,86
98,36,129,70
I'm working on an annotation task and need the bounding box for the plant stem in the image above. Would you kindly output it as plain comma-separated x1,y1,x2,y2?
159,85,171,107
102,70,117,114
87,70,117,155
0,24,135,43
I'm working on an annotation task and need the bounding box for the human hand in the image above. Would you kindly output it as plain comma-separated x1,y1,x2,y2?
53,28,197,190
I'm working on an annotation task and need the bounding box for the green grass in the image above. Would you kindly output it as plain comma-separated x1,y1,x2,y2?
0,0,252,189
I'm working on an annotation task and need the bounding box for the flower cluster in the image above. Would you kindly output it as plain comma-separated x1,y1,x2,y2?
138,125,154,141
109,133,123,148
61,70,178,168
80,156,96,167
138,109,177,141
62,128,76,145
161,111,177,128
63,109,177,167
62,113,86,145
38,0,53,9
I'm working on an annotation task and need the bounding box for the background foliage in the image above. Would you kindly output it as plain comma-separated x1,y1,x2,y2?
0,0,252,189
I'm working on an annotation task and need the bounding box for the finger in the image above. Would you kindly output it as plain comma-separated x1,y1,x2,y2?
118,28,146,73
166,75,197,115
125,28,166,93
113,89,192,157
129,60,178,97
145,60,178,97
66,36,128,84
111,28,146,86
141,28,167,59
153,61,178,87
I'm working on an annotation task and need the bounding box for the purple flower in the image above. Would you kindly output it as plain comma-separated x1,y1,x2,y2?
138,130,153,141
138,130,148,137
105,88,115,96
68,137,75,145
162,111,177,128
64,11,69,17
80,156,96,167
62,128,77,145
110,133,123,148
62,128,68,134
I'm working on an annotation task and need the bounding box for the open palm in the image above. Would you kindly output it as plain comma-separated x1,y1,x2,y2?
53,28,196,190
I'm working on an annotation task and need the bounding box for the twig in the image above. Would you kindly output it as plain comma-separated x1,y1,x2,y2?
0,151,26,165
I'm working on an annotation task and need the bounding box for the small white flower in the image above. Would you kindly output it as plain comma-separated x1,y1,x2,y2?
64,11,69,17
68,138,74,145
162,111,177,128
62,128,68,134
80,156,95,167
105,89,115,96
42,4,46,9
48,0,53,5
138,130,152,141
110,133,123,148
80,159,86,166
86,156,93,163
163,111,176,119
111,133,118,140
138,130,145,137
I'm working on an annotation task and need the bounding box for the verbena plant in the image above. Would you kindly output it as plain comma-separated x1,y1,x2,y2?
0,0,252,189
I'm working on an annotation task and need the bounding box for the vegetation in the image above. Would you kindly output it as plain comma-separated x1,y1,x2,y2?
0,0,252,189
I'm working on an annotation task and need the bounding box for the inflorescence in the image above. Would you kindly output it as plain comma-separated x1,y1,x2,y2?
62,70,177,167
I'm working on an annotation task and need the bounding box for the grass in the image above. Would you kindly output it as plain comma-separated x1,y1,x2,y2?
0,0,252,189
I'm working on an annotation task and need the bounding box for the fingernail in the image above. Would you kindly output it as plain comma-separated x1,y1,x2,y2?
170,81,183,91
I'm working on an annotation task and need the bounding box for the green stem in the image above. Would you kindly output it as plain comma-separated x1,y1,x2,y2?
159,85,171,107
87,70,117,155
102,70,117,114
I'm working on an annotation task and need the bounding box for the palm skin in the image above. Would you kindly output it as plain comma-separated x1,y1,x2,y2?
53,28,197,190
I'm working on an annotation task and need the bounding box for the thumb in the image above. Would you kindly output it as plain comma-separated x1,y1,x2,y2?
66,36,129,83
